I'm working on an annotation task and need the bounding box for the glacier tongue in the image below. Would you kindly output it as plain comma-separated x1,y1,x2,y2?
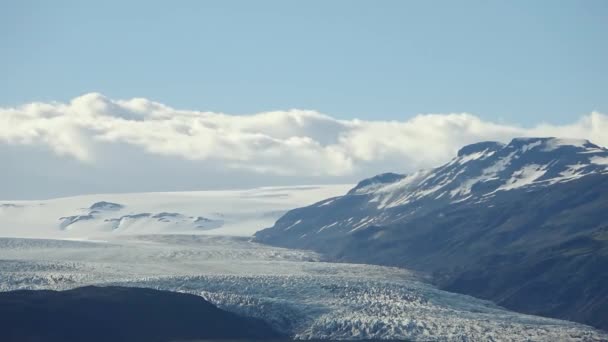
0,235,605,341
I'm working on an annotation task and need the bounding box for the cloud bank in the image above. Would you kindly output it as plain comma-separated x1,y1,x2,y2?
2,93,607,198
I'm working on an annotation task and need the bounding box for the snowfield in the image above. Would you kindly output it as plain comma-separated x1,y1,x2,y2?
0,185,352,238
0,235,606,341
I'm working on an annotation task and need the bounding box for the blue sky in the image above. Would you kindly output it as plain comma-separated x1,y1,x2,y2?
2,0,606,126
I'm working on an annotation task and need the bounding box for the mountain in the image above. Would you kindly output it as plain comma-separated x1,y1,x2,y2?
0,285,282,342
255,137,608,330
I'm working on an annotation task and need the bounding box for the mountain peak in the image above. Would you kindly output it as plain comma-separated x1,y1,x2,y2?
457,138,602,158
457,141,505,157
348,172,406,195
506,137,599,152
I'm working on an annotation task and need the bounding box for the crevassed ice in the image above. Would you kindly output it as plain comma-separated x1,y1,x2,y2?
0,235,605,341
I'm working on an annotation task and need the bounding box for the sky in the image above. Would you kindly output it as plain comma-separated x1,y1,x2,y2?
1,1,607,199
2,0,607,124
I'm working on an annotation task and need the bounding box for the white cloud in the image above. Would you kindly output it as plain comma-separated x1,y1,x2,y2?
1,93,607,198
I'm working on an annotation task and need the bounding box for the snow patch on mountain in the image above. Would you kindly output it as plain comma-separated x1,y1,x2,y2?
543,138,590,151
590,156,608,166
496,164,547,191
283,219,302,231
456,148,497,164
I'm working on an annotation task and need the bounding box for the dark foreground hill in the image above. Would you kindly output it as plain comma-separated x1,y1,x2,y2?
0,286,282,342
255,137,608,330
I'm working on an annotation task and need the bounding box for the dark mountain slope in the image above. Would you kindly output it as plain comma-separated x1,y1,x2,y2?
0,286,282,342
255,137,608,330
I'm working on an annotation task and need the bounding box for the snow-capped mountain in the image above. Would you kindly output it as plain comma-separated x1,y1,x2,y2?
255,137,608,331
352,137,607,207
257,137,608,237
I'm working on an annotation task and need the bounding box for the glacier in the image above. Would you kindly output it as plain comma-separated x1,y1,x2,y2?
0,234,605,341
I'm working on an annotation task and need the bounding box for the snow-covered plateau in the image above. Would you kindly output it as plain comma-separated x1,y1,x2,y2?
0,185,352,238
0,186,606,340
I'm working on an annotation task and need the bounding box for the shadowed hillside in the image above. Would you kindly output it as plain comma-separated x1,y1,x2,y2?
0,286,282,342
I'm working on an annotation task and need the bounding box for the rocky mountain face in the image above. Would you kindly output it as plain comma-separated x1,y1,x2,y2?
255,137,608,330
